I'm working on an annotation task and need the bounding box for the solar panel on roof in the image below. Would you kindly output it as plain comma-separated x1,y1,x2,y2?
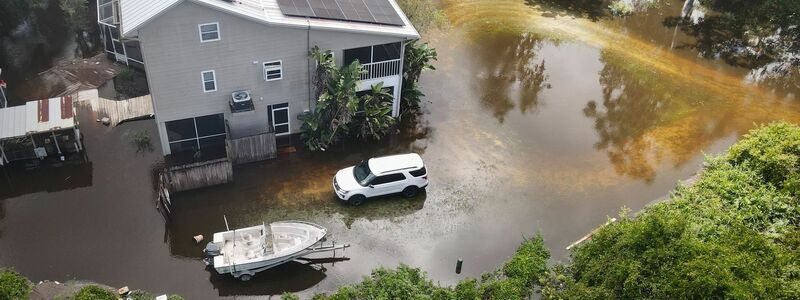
309,0,346,19
337,0,375,23
277,0,315,17
364,0,404,26
276,0,405,26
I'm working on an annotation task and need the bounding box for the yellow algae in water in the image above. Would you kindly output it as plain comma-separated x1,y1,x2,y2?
443,0,800,181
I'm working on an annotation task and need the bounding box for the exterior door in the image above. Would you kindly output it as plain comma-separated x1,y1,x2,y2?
271,103,290,136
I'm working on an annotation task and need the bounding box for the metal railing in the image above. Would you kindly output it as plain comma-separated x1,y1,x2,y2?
360,59,402,80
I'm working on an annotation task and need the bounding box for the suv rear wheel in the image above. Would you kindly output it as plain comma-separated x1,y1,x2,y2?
402,186,419,198
348,194,366,206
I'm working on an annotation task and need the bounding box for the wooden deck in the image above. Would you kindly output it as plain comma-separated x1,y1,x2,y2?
91,94,154,126
226,132,277,165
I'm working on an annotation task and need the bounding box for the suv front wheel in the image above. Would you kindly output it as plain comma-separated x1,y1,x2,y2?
348,194,366,206
402,186,419,198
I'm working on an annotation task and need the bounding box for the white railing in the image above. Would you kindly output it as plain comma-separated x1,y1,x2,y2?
360,59,402,80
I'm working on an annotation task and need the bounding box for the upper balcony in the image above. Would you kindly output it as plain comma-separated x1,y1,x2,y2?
344,42,403,81
360,59,401,81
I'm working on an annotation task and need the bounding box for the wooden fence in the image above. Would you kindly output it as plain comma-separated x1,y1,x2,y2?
226,132,277,165
162,158,233,193
92,95,154,126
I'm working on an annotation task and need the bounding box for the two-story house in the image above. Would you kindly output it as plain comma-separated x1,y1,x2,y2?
98,0,419,156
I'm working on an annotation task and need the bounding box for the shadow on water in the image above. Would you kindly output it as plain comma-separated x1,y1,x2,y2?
0,163,93,201
208,260,338,296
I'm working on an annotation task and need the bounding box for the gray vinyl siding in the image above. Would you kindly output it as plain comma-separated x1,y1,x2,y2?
137,1,406,154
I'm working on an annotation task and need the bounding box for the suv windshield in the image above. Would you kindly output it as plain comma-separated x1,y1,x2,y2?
353,161,374,186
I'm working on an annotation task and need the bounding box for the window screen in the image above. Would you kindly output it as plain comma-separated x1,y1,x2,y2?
344,46,372,65
165,118,196,141
165,114,226,154
372,42,401,62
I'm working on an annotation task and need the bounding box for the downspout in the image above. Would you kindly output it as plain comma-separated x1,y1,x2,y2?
306,18,312,112
394,39,408,118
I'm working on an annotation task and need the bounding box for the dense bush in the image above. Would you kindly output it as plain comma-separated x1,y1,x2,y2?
544,122,800,299
0,268,32,300
74,285,116,300
311,236,550,300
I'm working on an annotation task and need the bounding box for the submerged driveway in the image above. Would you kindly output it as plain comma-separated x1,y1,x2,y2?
3,1,800,298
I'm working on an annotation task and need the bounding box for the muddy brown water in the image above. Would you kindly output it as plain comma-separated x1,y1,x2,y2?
2,0,800,298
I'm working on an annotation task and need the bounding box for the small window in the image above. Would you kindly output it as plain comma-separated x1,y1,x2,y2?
201,70,216,92
409,166,427,177
371,173,406,185
263,61,283,81
271,103,290,135
198,22,220,42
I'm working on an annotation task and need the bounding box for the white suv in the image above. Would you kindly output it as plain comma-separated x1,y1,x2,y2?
333,153,428,205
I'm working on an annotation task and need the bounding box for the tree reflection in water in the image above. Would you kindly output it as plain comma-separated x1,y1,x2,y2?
472,31,551,123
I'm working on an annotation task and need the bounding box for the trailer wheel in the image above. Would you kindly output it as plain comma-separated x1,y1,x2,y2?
239,274,252,282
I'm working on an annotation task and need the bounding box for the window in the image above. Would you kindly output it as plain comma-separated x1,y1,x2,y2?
409,166,427,177
263,61,283,81
201,70,216,92
344,42,402,65
165,114,226,154
371,173,406,185
270,103,290,135
198,22,220,42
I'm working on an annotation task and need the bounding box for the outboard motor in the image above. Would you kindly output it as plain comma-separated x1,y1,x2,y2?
203,242,222,266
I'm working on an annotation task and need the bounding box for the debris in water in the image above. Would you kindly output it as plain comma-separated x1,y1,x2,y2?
117,286,130,296
101,117,110,125
193,235,204,243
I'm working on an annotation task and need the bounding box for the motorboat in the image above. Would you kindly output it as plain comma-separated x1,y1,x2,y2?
204,220,348,281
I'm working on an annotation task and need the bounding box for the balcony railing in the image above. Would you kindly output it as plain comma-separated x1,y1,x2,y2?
360,59,402,80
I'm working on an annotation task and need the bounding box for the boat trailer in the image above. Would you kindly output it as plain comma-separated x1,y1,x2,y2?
208,240,350,282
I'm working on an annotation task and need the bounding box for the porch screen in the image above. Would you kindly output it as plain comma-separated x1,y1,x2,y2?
343,42,401,66
165,113,226,154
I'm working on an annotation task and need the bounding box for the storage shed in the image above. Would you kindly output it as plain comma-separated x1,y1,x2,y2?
0,95,83,166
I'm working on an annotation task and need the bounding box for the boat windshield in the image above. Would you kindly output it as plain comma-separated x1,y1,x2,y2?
353,161,374,186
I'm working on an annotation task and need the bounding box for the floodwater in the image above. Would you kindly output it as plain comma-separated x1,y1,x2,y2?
2,0,800,298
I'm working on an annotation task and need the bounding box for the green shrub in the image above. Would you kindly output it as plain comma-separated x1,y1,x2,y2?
726,122,800,194
0,269,32,300
166,295,185,300
503,234,550,284
281,292,300,300
453,279,480,300
74,285,116,300
547,122,800,299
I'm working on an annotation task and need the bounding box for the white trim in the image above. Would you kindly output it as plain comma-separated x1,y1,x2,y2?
271,104,290,136
201,70,217,93
120,0,419,39
263,60,283,81
198,22,221,42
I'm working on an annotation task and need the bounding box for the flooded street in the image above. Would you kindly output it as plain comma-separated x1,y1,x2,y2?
2,0,800,298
